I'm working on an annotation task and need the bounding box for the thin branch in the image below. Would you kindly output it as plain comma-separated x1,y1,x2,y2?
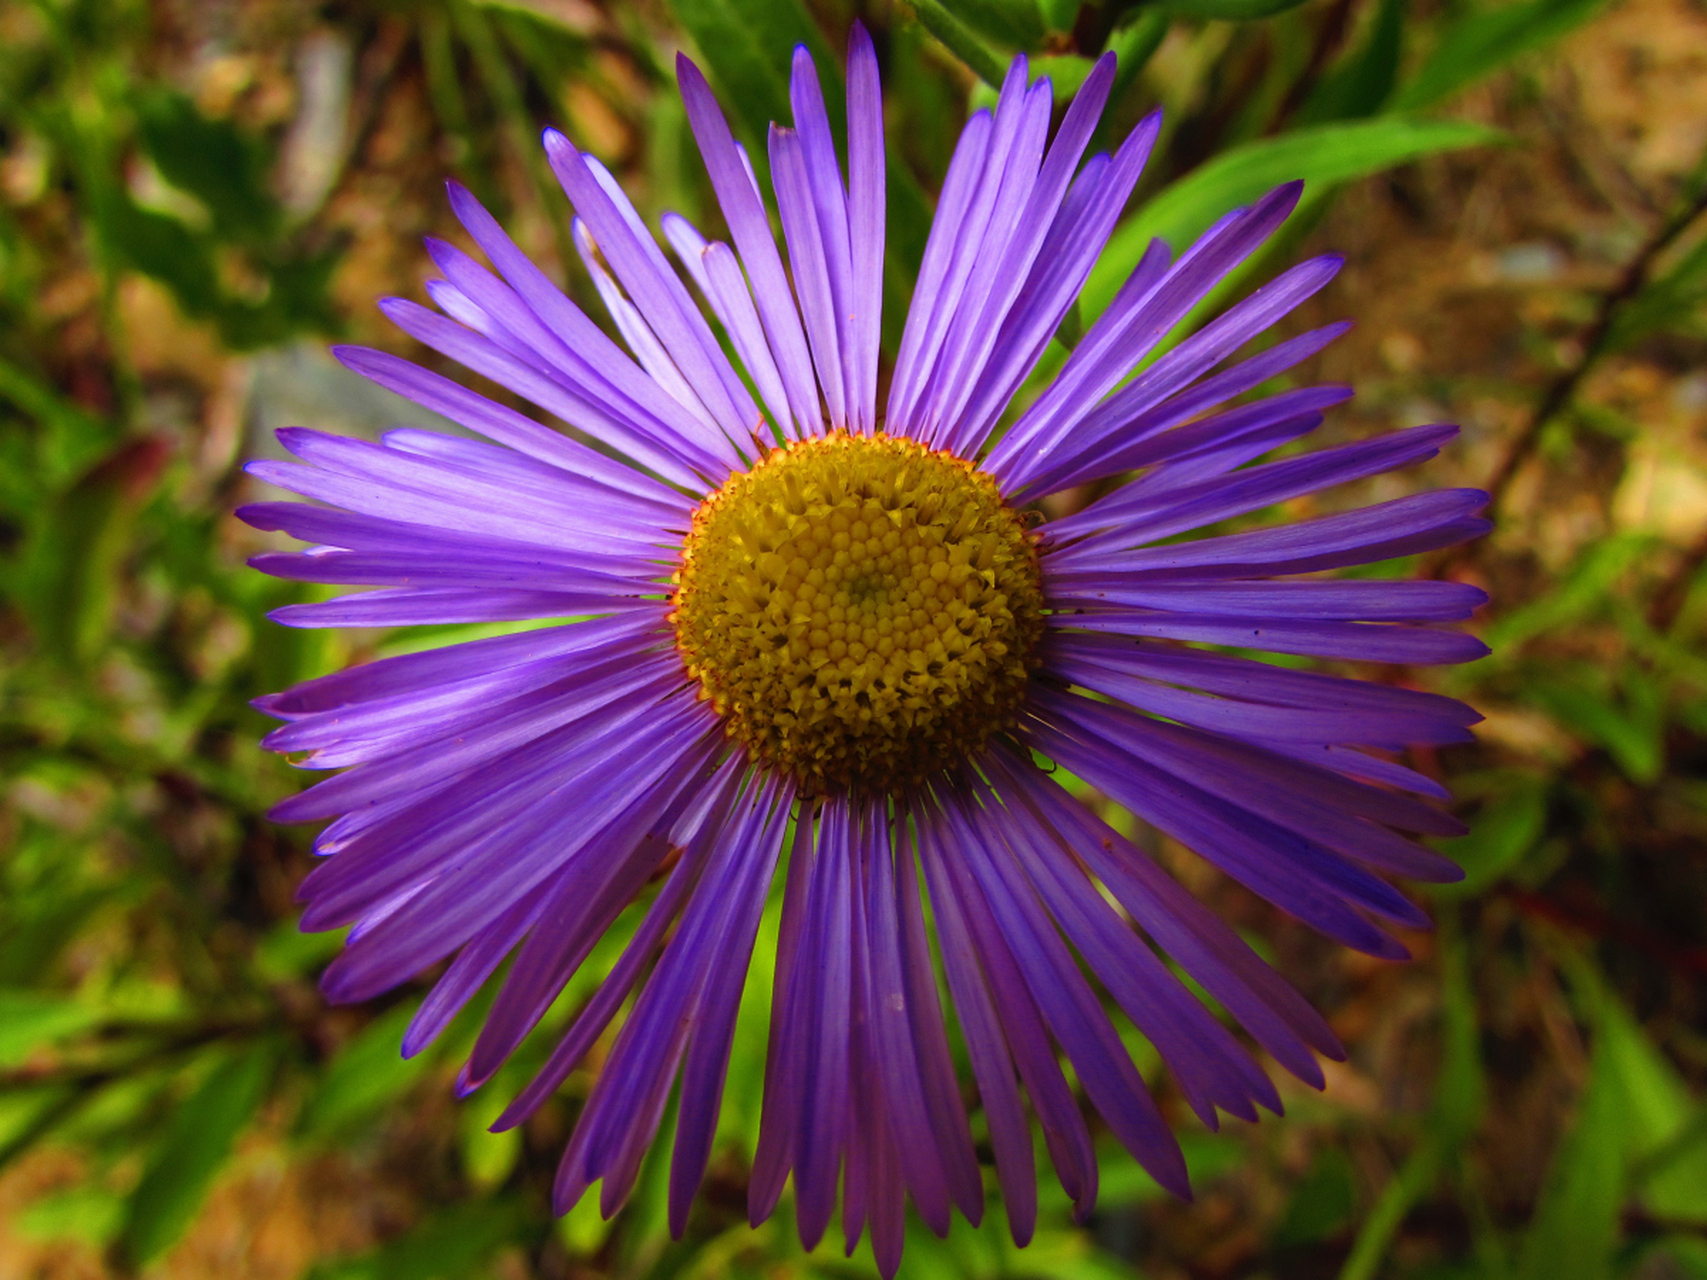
1481,182,1707,517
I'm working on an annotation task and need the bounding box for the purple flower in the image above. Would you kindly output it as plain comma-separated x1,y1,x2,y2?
245,27,1487,1274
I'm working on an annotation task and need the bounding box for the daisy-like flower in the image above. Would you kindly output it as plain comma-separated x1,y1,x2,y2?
245,26,1487,1274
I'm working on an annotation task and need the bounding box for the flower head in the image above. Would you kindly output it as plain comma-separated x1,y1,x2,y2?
245,26,1487,1274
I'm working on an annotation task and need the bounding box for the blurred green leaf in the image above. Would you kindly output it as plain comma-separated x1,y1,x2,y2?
13,434,171,662
1438,778,1546,895
253,921,348,983
1105,11,1171,112
459,1077,523,1193
0,357,116,485
905,0,1011,87
1157,0,1311,18
299,1003,435,1139
1299,0,1406,122
307,1199,527,1280
0,887,112,986
134,89,280,240
1598,996,1707,1222
945,0,1049,48
1341,926,1481,1280
0,990,100,1067
1480,534,1651,654
1083,118,1500,318
1641,1237,1707,1280
103,195,221,314
116,1041,276,1268
1036,0,1080,35
666,0,839,146
16,1184,126,1244
1516,1038,1623,1280
1275,1148,1358,1247
1532,672,1664,785
1391,0,1613,112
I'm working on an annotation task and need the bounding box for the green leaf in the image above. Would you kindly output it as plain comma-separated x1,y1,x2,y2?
459,1080,523,1193
1036,0,1080,34
252,921,348,983
1274,1148,1358,1247
905,0,1010,87
307,1200,527,1280
1641,1237,1707,1280
945,0,1048,48
116,1042,275,1268
1083,119,1501,318
134,89,280,241
1156,0,1311,19
0,990,100,1067
1391,0,1614,112
14,435,172,662
16,1185,126,1244
666,0,839,149
1298,0,1405,123
1598,996,1707,1223
1481,534,1650,654
1532,676,1664,784
1516,1040,1624,1280
1437,779,1546,895
1105,11,1171,113
0,357,116,485
298,1003,434,1139
103,196,221,316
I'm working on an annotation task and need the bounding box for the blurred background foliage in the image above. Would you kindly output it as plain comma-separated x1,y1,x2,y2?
1,0,1705,1275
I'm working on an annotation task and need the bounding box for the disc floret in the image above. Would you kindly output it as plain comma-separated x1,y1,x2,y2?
672,432,1044,793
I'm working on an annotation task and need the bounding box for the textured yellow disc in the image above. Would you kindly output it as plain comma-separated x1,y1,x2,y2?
671,432,1045,794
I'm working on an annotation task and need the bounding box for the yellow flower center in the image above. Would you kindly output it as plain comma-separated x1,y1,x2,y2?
671,432,1045,794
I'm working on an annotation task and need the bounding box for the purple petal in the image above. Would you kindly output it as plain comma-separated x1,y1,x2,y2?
954,112,1163,456
886,106,995,438
1018,254,1344,495
1027,689,1419,952
934,53,1117,456
787,47,858,428
942,787,1192,1199
913,807,1037,1243
989,745,1343,1085
770,125,848,429
254,611,663,717
1031,322,1354,496
893,822,984,1223
1060,421,1460,548
748,809,817,1223
845,22,884,434
982,773,1280,1124
1051,487,1490,576
669,777,793,1234
332,343,702,497
989,181,1305,489
859,809,951,1234
1051,608,1491,665
1046,579,1488,625
544,131,761,452
917,806,1092,1224
676,55,822,436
